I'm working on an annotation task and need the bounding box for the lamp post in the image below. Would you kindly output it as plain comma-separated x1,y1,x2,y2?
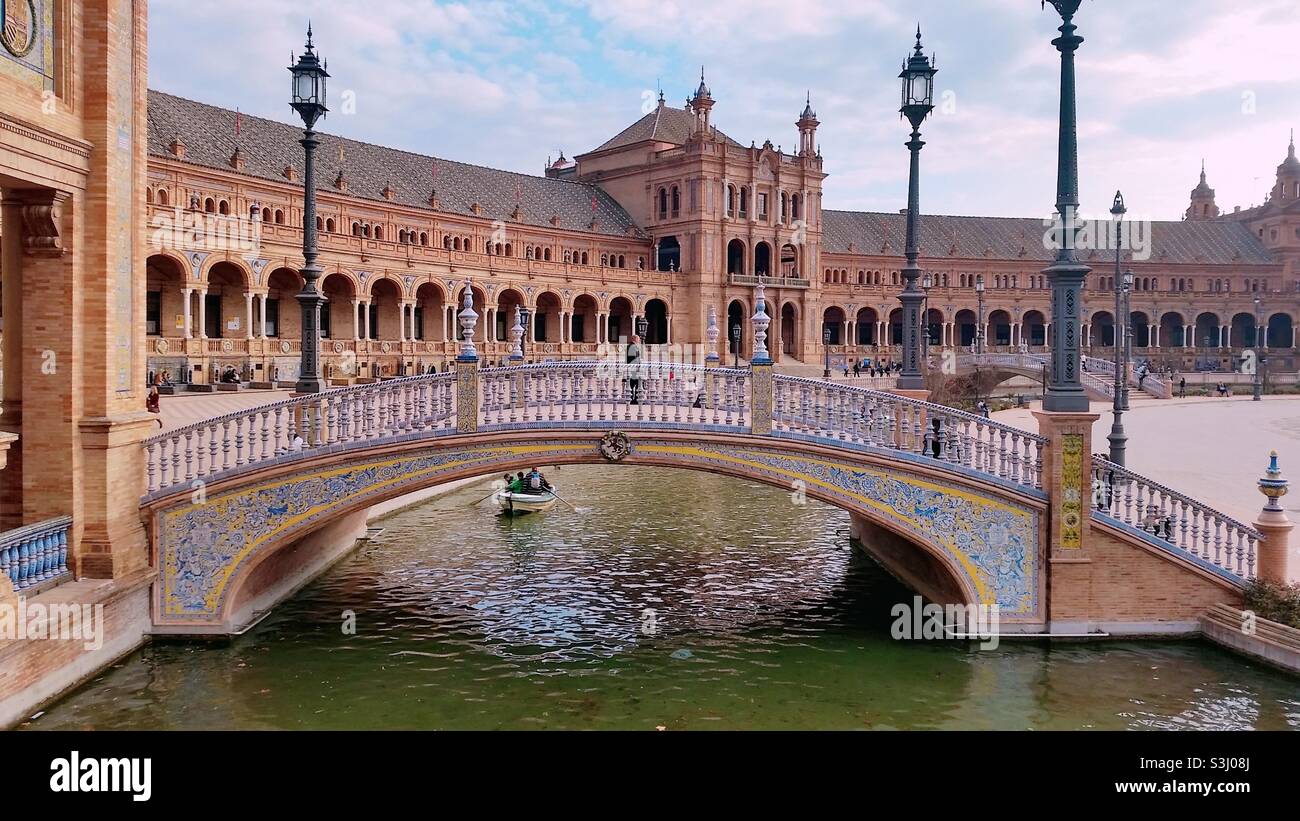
822,325,832,378
1106,200,1130,466
1253,294,1263,401
519,308,530,361
732,325,742,370
1121,270,1133,411
897,26,937,391
975,274,986,354
1110,191,1126,407
921,272,933,365
288,24,330,394
1041,0,1091,412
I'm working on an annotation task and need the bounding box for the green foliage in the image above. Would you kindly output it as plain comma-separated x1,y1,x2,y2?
1243,580,1300,629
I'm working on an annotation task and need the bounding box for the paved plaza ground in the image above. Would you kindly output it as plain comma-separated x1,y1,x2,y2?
155,387,1298,525
994,396,1300,523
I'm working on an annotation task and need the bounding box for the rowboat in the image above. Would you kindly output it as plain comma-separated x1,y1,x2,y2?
495,488,559,515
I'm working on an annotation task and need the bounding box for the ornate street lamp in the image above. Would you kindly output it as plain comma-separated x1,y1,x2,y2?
289,24,330,394
1041,0,1091,412
896,26,937,390
732,325,743,370
1121,269,1133,411
975,274,986,354
1106,198,1129,467
921,271,933,364
518,308,531,361
1110,190,1126,406
822,325,833,378
1253,294,1263,401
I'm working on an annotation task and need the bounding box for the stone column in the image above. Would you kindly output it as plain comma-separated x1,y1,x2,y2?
244,293,254,339
181,288,193,338
260,293,269,339
1255,451,1295,584
197,289,208,338
1033,407,1102,634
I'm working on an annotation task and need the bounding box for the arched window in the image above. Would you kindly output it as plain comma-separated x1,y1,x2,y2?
204,198,216,213
543,248,551,261
327,218,336,233
658,188,668,219
420,232,428,246
274,209,285,225
581,252,589,265
671,186,680,217
158,188,169,206
146,188,154,204
317,217,325,232
219,200,230,215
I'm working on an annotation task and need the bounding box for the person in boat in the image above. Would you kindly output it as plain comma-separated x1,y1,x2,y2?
526,468,553,493
504,473,522,494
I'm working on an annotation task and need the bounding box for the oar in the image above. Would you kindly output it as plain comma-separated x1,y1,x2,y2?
468,485,504,507
548,488,578,511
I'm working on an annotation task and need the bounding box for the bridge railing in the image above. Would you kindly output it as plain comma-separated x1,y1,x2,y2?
955,352,1124,401
772,375,1047,490
1090,455,1260,580
478,362,750,430
144,372,457,494
0,516,72,592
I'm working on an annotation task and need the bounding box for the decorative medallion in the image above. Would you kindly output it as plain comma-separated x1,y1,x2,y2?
280,340,292,354
154,338,170,355
221,339,234,353
2,0,36,58
598,430,632,462
381,341,392,353
333,341,345,353
425,343,434,353
1060,433,1084,549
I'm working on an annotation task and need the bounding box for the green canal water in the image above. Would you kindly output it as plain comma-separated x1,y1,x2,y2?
26,466,1300,730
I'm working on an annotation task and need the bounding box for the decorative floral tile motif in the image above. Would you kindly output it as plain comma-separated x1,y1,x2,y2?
155,436,1040,626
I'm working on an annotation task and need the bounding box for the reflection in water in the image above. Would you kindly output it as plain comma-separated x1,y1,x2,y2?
27,466,1300,730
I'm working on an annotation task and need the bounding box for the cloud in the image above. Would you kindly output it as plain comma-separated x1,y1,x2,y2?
147,0,1300,220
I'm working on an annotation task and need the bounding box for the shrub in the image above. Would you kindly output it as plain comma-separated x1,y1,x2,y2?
1243,580,1300,629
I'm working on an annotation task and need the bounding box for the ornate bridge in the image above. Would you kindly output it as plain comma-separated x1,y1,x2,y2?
140,357,1262,636
952,352,1172,400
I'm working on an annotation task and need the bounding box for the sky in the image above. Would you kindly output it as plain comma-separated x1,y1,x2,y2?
148,0,1300,222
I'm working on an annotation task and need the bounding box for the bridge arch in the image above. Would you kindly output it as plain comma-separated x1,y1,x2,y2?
146,429,1047,634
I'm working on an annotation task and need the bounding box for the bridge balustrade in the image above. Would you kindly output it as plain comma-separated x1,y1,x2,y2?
144,372,456,494
477,363,750,430
772,376,1046,490
1090,456,1260,580
0,516,72,592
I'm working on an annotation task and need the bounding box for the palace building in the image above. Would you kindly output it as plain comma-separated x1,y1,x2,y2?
141,78,1300,386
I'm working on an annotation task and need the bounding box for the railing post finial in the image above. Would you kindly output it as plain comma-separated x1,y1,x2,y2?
1255,449,1294,584
457,278,479,362
509,304,524,362
751,284,772,366
705,305,720,364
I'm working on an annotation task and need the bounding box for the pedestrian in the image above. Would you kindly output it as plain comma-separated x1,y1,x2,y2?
1178,376,1186,398
852,360,860,378
627,334,643,404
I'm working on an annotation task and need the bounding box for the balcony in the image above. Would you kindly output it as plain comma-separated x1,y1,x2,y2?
728,273,811,289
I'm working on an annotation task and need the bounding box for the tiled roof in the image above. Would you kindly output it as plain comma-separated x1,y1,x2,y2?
591,102,742,153
147,90,644,238
822,210,1276,266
